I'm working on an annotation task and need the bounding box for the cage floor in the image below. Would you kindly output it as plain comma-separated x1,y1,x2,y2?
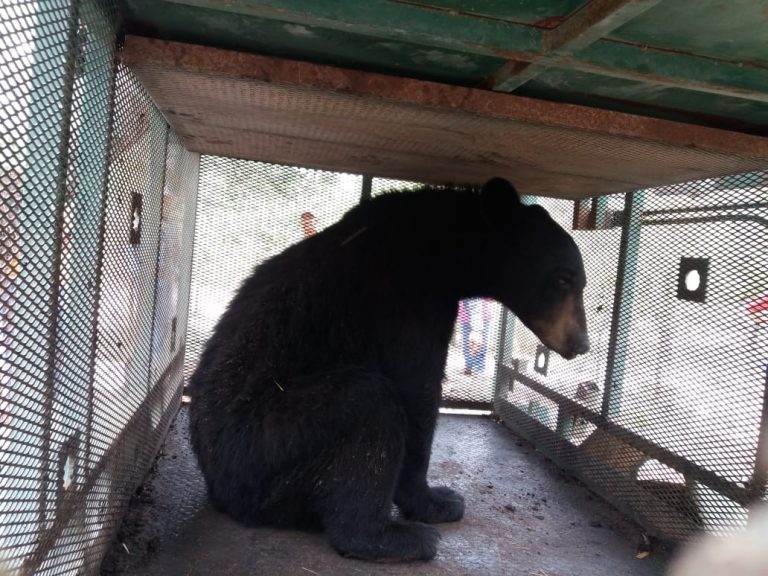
101,408,667,576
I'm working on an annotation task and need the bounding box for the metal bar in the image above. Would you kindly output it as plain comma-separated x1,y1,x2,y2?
177,157,202,388
163,0,540,58
32,0,82,529
360,175,373,203
491,0,663,91
503,366,751,506
147,125,172,389
748,367,768,512
545,0,662,54
20,348,185,575
601,190,644,418
492,306,511,404
592,196,610,228
643,214,768,228
644,201,768,216
84,23,120,473
567,40,768,104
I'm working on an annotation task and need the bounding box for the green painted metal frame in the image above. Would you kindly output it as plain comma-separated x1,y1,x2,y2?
489,0,663,91
601,190,645,419
162,0,541,58
20,0,83,533
159,0,768,107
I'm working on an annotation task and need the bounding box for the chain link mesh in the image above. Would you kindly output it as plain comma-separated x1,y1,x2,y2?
0,1,199,573
496,172,768,540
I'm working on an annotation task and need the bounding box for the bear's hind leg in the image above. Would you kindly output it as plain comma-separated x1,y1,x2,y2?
315,375,439,562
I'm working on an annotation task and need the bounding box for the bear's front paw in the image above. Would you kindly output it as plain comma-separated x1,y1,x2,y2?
397,485,464,524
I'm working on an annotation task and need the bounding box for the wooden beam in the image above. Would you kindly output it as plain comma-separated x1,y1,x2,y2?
163,0,768,103
491,0,663,92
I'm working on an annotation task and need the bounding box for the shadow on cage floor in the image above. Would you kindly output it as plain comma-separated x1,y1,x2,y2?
101,407,667,576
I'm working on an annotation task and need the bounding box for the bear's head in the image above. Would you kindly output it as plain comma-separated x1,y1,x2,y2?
479,178,590,360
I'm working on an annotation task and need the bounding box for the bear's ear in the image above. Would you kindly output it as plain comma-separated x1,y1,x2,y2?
480,177,521,220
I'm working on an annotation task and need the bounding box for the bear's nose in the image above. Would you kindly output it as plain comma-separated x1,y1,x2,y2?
571,335,590,356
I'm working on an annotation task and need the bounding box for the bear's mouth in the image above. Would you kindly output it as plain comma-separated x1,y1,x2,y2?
538,335,590,360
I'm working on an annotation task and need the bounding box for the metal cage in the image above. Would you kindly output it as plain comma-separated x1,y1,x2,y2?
1,1,767,574
495,172,768,540
0,1,198,573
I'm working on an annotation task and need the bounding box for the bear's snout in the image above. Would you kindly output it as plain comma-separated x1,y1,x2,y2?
525,290,591,360
567,331,591,358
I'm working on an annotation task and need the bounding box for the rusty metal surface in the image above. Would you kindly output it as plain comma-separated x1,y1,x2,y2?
122,0,768,130
122,36,768,200
102,409,667,576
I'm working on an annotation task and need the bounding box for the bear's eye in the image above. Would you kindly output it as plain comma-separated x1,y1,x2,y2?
558,276,573,289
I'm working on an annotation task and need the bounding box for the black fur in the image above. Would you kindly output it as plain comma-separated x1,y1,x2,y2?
189,178,587,562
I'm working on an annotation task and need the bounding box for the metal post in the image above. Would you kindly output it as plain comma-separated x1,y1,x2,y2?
493,194,537,409
492,306,513,403
601,190,645,418
360,175,373,203
147,126,171,389
16,0,81,532
748,367,768,522
83,1,120,476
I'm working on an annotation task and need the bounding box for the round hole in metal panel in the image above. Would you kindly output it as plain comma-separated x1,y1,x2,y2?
684,269,701,292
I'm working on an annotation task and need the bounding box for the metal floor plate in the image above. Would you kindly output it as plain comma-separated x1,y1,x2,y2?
101,408,667,576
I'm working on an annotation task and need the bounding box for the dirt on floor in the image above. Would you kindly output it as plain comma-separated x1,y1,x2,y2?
101,407,668,576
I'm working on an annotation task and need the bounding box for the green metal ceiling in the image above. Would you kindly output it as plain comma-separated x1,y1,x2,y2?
123,0,768,135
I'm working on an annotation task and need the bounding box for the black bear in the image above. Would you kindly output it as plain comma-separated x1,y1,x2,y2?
188,178,589,562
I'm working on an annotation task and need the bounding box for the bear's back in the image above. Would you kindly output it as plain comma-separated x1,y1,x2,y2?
189,186,483,397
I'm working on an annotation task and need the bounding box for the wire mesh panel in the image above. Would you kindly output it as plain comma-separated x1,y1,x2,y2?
495,172,768,541
0,1,199,573
148,131,199,424
0,0,118,572
185,158,362,379
505,195,624,430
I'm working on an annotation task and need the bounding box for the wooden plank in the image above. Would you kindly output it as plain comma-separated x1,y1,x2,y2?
491,0,663,92
123,36,768,199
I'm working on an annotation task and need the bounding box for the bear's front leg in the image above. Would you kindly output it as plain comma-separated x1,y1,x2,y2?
394,411,465,524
